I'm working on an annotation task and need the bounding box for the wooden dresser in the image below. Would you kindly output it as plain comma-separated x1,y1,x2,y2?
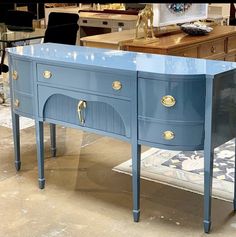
123,26,236,61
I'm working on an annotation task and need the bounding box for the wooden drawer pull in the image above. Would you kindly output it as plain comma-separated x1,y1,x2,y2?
14,99,20,108
163,131,175,140
43,70,52,79
161,95,176,107
12,70,18,80
211,46,216,53
112,81,122,91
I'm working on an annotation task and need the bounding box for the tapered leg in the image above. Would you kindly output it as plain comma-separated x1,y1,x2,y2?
50,123,56,157
203,140,214,233
35,121,45,189
132,143,141,222
234,138,236,211
12,112,21,171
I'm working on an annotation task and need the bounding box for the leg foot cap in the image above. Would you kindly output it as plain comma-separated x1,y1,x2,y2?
204,220,211,233
133,209,140,222
51,148,56,158
38,179,45,189
15,161,21,171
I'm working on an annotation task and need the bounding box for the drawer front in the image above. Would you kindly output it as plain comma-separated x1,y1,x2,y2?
80,18,112,28
38,86,131,138
228,35,236,54
138,77,205,122
139,118,204,150
112,20,135,30
11,59,32,94
225,54,236,62
170,47,198,58
37,64,132,98
199,39,225,58
13,91,34,116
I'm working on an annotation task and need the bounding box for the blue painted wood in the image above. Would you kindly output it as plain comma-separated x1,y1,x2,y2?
35,120,45,189
203,76,214,234
7,43,236,233
13,91,33,116
234,138,236,211
37,63,132,99
50,124,56,157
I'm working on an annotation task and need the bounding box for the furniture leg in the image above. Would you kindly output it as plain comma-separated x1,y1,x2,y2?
50,123,56,157
234,138,236,211
203,143,214,233
35,120,45,189
132,143,141,222
12,112,21,171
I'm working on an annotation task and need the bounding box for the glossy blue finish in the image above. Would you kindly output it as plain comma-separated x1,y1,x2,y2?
7,43,236,234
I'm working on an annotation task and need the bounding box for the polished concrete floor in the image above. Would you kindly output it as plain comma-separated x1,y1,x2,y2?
1,124,236,237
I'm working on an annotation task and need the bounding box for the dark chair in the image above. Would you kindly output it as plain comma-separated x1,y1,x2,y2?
229,3,236,25
44,12,79,45
5,10,34,31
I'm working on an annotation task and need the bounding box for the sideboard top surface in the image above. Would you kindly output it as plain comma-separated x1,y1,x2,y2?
7,43,236,77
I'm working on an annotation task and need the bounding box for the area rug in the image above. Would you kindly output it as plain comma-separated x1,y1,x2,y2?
113,139,235,202
0,104,34,129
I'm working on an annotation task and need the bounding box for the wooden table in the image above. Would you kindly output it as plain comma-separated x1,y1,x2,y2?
123,25,236,61
81,25,236,62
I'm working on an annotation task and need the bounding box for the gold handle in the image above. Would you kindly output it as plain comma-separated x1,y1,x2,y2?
211,46,216,53
14,99,20,108
163,131,175,140
77,100,87,125
12,70,18,80
161,95,176,107
43,70,52,79
112,81,122,91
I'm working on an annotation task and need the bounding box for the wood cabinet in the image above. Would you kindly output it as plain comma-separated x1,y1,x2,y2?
122,26,236,62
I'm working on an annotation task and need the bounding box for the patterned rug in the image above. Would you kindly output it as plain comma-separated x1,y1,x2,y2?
113,139,235,202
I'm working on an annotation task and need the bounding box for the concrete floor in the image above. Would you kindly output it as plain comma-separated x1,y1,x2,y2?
1,124,236,237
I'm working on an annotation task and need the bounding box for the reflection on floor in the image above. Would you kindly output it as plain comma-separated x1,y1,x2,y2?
1,124,236,236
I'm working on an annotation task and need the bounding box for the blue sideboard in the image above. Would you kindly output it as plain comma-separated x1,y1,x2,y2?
7,43,236,233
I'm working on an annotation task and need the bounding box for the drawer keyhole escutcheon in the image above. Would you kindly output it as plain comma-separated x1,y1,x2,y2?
161,95,176,107
43,70,52,79
12,70,18,80
112,81,122,91
14,99,20,108
77,100,87,125
163,131,175,140
211,46,216,53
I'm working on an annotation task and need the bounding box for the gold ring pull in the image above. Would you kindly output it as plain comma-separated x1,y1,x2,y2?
161,95,176,107
77,100,87,125
43,70,52,79
211,46,216,53
12,70,18,80
14,99,20,108
112,81,122,91
163,131,175,140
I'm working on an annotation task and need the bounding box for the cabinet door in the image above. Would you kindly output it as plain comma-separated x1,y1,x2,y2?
38,86,131,138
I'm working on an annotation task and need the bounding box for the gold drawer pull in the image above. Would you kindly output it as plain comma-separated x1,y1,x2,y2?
112,81,122,91
14,99,20,108
163,131,175,140
12,70,18,80
77,100,87,125
43,70,52,79
161,95,176,107
211,46,216,53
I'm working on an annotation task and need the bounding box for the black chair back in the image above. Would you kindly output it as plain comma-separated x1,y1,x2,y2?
5,10,34,31
44,12,79,45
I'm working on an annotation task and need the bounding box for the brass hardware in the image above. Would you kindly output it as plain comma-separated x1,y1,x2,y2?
161,95,176,107
211,46,216,53
14,99,20,108
43,70,52,79
163,131,175,140
12,70,18,80
112,81,122,91
77,100,87,125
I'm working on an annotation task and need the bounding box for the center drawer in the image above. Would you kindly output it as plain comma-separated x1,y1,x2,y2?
37,64,132,98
